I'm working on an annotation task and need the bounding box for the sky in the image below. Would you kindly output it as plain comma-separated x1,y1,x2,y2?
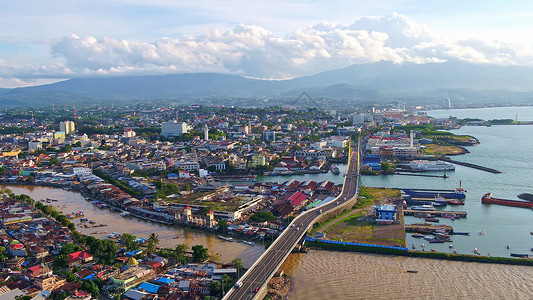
1,0,533,88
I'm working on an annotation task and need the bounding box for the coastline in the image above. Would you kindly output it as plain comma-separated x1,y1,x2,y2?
305,241,533,266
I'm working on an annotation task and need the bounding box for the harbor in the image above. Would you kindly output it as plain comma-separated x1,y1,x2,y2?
363,115,533,258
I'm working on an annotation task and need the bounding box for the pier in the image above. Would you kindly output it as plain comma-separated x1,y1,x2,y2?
403,210,467,217
440,158,502,174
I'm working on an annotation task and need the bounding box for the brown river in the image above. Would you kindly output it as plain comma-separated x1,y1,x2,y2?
5,185,533,299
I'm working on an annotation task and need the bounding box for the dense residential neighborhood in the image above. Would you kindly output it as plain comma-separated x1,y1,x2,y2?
0,103,471,299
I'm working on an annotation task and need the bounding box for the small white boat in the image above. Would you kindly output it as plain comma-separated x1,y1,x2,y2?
243,241,255,246
412,205,436,211
218,235,233,242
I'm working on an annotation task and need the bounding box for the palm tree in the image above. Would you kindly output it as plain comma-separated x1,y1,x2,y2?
232,257,243,278
147,233,159,254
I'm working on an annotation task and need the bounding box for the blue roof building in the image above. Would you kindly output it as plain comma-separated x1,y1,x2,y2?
137,282,160,294
156,277,175,285
374,204,397,224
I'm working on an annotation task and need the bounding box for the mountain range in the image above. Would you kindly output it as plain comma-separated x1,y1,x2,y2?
1,61,533,107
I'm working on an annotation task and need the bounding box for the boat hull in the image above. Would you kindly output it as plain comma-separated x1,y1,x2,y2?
481,193,533,208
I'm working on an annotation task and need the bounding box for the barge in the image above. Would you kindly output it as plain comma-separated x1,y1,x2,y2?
481,193,533,208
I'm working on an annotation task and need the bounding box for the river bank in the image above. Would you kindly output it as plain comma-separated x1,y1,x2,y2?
0,184,266,268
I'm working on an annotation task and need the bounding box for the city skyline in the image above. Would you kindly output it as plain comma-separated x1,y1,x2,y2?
2,1,533,88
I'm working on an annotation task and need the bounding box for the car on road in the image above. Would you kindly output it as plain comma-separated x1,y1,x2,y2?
254,287,259,293
235,281,243,288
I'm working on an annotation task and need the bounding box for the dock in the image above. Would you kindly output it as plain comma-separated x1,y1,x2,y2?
440,158,501,174
403,210,467,217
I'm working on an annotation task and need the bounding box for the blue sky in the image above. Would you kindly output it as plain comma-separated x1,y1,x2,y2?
1,0,533,87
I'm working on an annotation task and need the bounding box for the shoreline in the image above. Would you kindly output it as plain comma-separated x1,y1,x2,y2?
305,241,533,266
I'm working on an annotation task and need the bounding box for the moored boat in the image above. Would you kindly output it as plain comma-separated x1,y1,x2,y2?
411,233,424,238
451,232,470,235
330,165,340,174
218,235,233,242
425,218,439,223
510,253,532,258
447,199,464,205
412,205,436,211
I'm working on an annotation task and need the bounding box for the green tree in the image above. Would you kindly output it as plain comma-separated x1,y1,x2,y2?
59,243,82,255
175,244,188,257
0,246,6,263
192,245,208,262
48,157,60,166
232,258,243,278
249,211,276,223
147,233,160,254
217,219,228,231
81,279,100,298
120,233,139,251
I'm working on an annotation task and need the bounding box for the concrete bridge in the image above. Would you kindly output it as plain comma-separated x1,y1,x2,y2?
224,137,361,300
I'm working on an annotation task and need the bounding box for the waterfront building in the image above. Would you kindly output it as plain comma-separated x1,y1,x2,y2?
59,121,76,135
374,204,397,224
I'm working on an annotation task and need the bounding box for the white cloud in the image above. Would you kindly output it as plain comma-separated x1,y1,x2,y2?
3,13,533,86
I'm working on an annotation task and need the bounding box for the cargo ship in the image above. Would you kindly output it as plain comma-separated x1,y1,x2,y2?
481,193,533,208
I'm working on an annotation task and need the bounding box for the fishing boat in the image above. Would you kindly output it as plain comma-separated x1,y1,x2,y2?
243,241,255,246
406,270,418,273
120,212,130,217
411,233,424,238
218,235,233,242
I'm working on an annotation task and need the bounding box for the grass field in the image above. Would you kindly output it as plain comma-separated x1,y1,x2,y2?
423,144,467,155
314,188,405,247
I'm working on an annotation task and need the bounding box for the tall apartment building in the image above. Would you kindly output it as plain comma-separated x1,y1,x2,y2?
59,121,75,135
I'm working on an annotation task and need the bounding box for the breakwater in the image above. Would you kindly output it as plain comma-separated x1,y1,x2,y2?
440,157,502,174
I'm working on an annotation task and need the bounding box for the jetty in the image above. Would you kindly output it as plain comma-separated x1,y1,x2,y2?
404,210,467,217
440,158,501,174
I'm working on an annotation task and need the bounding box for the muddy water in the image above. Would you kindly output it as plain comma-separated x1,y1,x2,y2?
282,250,533,299
2,185,265,267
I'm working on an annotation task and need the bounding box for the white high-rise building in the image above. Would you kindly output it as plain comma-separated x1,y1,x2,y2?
161,121,189,137
204,125,209,141
59,121,75,135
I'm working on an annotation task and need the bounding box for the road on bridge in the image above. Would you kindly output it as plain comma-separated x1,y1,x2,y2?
225,139,361,300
